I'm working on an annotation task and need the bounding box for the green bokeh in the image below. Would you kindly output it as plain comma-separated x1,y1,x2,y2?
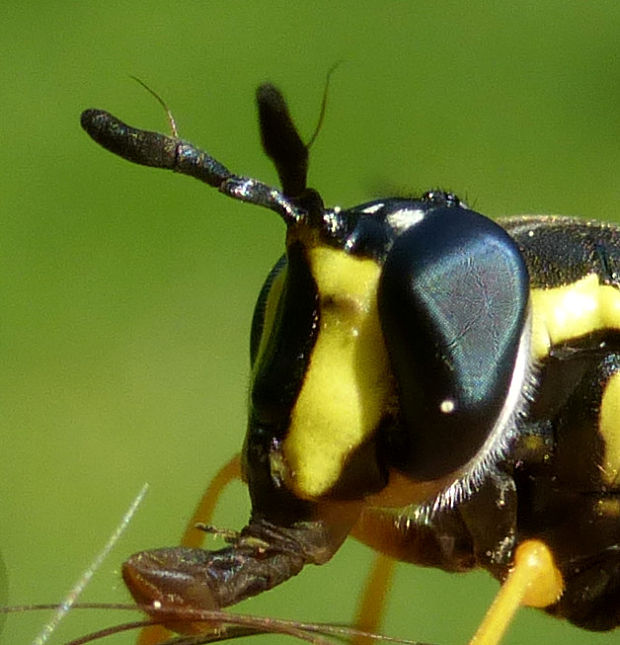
2,2,619,644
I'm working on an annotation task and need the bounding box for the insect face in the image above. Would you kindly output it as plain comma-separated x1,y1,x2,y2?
79,83,620,642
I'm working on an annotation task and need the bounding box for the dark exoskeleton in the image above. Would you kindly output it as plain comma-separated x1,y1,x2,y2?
81,83,620,640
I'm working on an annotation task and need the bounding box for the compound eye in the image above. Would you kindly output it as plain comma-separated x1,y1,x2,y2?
378,207,530,480
250,255,287,366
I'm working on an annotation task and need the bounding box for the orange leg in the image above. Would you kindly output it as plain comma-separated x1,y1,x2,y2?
348,507,411,645
350,507,566,645
351,552,396,645
179,454,242,549
469,539,564,645
137,454,242,645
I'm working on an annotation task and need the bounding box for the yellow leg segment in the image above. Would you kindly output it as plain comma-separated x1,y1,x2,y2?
179,454,242,548
137,454,242,645
352,552,396,645
469,539,564,645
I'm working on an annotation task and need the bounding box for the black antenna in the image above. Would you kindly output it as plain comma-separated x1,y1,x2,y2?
257,65,340,199
129,76,179,137
257,83,308,198
80,97,306,225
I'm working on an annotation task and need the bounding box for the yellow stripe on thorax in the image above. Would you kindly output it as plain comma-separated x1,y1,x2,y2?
599,371,620,488
531,273,620,360
283,246,392,499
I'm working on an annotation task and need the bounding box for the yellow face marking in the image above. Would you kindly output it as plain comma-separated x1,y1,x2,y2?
282,246,392,499
599,370,620,488
530,273,620,360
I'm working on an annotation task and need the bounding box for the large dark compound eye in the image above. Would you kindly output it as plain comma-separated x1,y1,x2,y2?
378,206,530,481
250,255,287,366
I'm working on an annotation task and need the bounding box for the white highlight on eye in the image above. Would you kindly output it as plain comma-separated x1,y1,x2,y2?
386,208,425,233
440,399,455,413
422,309,537,516
360,202,384,214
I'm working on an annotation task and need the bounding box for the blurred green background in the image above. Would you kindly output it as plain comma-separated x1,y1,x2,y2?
2,2,619,644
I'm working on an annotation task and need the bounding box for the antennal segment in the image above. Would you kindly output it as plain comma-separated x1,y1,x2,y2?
305,62,341,150
257,84,308,198
80,110,304,225
129,76,179,137
257,66,339,200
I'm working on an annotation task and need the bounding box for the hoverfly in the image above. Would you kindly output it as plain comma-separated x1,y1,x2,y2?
24,80,620,645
